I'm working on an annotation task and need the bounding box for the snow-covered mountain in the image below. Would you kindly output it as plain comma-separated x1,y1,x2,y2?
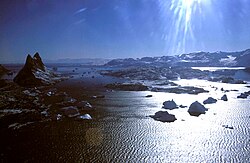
105,49,250,67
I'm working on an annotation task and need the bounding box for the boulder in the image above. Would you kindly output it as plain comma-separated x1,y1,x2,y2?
203,97,217,104
76,101,92,110
188,101,207,116
163,100,178,109
60,106,80,118
149,111,177,122
13,53,58,87
222,125,234,129
179,105,187,108
237,93,248,99
221,94,228,101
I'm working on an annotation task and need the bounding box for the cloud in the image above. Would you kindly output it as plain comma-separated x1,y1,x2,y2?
74,8,87,14
74,19,85,25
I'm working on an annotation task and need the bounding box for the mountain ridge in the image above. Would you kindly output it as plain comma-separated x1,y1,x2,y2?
105,49,250,67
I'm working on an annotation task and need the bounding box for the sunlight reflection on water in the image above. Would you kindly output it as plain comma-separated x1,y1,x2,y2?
88,79,250,162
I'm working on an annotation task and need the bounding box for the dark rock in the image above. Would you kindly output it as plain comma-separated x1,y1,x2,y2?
13,53,59,87
60,106,80,118
33,52,45,71
7,72,13,76
237,93,248,99
63,97,77,103
23,89,39,97
221,94,228,101
163,100,178,109
0,109,42,128
151,86,208,94
188,101,207,116
209,76,246,84
155,81,178,86
244,91,250,95
44,92,68,104
76,101,92,110
222,125,234,129
105,83,148,91
203,97,217,104
149,111,177,122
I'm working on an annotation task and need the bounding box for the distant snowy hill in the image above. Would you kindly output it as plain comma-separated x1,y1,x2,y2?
105,49,250,67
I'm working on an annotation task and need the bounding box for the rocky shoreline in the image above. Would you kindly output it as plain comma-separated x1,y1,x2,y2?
1,52,250,129
0,53,95,130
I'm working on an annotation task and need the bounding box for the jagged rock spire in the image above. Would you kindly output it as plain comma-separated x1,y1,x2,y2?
33,52,45,71
24,54,35,69
14,52,53,87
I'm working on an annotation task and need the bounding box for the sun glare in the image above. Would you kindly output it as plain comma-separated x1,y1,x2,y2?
160,0,211,55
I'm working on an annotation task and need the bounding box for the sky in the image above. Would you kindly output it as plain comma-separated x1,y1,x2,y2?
0,0,250,63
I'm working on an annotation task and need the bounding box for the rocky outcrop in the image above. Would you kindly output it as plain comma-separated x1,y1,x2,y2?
203,97,217,104
163,100,178,109
13,53,59,87
221,94,228,101
209,76,246,84
105,83,148,91
237,93,249,99
60,106,80,118
151,86,209,94
188,101,208,116
149,111,177,122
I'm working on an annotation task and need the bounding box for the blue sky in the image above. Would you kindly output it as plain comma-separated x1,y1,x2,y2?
0,0,250,63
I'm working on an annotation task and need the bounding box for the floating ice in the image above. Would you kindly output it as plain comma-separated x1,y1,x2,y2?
77,114,92,120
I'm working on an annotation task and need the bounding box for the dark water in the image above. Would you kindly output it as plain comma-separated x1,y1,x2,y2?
2,90,250,162
1,66,250,162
